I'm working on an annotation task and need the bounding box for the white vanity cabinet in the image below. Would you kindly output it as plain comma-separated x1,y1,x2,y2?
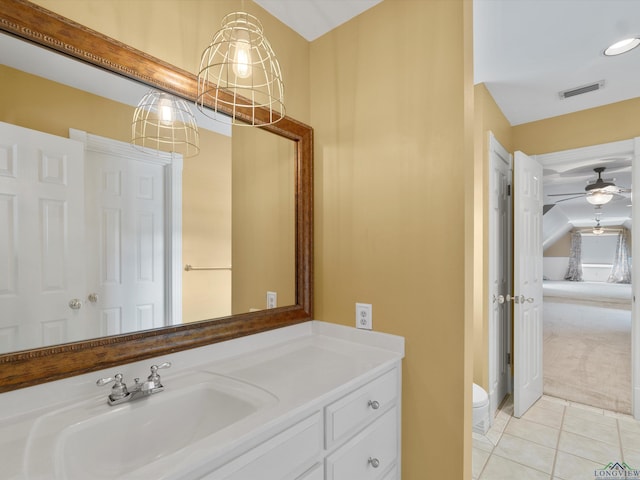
1,321,403,480
202,366,401,480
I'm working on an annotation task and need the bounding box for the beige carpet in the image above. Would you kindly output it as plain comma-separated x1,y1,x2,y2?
543,300,632,414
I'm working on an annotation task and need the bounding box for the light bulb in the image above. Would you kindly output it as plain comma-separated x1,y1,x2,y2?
158,97,173,124
232,31,252,79
586,191,613,205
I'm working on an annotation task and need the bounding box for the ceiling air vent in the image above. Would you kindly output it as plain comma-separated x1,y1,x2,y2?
559,80,605,99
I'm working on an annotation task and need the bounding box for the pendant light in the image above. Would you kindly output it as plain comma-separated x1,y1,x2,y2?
132,90,200,157
196,12,285,126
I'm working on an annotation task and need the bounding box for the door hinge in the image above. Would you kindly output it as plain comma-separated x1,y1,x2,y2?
507,184,512,196
507,353,511,365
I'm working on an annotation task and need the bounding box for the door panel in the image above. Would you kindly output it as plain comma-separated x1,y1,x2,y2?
84,143,166,335
0,122,84,352
513,151,544,417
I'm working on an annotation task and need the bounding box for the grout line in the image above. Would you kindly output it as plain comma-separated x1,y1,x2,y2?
549,404,566,480
617,417,625,464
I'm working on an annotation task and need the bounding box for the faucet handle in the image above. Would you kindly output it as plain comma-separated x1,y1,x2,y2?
96,373,129,401
147,362,171,388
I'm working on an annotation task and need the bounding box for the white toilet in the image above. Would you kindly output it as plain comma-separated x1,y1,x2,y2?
472,383,490,435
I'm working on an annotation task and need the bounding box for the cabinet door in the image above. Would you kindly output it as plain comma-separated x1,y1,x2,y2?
326,407,398,480
202,413,322,480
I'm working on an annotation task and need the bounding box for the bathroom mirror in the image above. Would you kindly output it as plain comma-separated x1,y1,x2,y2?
0,0,313,393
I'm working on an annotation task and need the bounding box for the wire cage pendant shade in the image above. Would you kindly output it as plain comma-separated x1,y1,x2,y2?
132,90,200,157
196,12,285,126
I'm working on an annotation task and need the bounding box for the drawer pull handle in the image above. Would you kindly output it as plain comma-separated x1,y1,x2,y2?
368,400,380,410
368,457,380,468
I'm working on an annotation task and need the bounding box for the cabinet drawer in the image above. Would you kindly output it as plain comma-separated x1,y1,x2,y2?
325,368,398,447
325,406,398,480
203,412,322,480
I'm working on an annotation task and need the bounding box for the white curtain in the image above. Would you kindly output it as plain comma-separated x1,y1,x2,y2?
565,231,583,281
608,231,632,284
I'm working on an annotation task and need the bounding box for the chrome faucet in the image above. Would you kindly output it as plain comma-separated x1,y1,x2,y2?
97,362,171,406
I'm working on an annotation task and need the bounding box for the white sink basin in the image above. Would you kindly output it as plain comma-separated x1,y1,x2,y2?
25,372,277,479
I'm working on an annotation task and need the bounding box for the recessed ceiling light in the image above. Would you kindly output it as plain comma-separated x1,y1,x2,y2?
604,37,640,56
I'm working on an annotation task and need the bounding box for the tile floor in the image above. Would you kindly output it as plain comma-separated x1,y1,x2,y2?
473,395,640,479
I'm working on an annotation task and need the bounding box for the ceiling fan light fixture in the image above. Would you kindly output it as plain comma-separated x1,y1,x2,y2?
586,191,613,205
604,37,640,56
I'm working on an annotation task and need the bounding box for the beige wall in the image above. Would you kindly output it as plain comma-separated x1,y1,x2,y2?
0,65,132,141
545,232,571,257
232,128,295,313
310,0,473,476
513,97,640,155
182,130,233,323
473,83,513,388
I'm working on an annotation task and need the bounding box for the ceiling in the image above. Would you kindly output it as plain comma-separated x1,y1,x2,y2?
253,0,383,42
254,0,636,231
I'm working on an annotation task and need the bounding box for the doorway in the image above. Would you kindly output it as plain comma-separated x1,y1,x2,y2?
488,136,639,419
537,138,637,417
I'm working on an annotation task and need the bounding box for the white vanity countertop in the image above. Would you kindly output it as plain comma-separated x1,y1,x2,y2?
0,321,404,479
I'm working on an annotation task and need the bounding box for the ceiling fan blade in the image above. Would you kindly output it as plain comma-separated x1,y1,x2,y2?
554,195,585,203
547,192,585,197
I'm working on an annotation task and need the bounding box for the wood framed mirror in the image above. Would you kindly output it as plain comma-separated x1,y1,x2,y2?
0,0,313,393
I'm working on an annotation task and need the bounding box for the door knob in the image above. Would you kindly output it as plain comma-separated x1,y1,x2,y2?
69,298,82,310
513,295,534,304
87,293,99,303
493,294,505,304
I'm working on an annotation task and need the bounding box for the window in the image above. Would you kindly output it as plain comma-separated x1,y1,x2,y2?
581,234,618,265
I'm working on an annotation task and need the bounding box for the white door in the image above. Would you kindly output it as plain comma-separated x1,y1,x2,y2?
0,122,85,352
488,133,512,418
77,132,167,336
513,150,544,417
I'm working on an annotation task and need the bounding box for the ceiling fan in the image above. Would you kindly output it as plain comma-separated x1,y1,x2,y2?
547,167,631,205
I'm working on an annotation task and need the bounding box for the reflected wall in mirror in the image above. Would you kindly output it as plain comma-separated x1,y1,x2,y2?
0,0,313,393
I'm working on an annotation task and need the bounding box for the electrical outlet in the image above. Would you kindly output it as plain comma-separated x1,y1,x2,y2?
355,303,372,330
267,291,277,309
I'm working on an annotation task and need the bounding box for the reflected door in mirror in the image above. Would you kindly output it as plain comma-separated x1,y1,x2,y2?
82,133,167,336
0,122,86,352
